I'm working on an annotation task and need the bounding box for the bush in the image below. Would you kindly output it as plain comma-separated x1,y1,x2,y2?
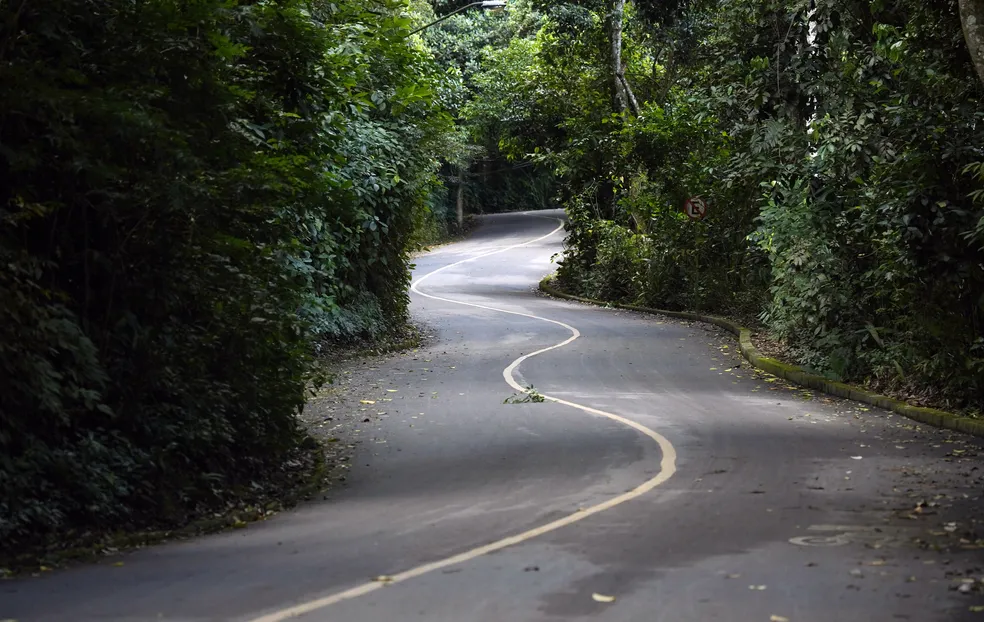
0,0,453,548
483,0,984,411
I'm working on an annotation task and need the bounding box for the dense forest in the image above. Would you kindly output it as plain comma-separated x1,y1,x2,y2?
2,0,984,550
454,0,984,413
0,0,467,550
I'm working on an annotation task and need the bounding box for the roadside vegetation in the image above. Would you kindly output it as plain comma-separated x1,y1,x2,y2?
0,0,474,557
4,0,984,559
457,0,984,415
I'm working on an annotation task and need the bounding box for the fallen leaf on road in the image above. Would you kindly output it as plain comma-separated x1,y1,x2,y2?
113,562,124,567
851,456,863,460
770,616,790,622
360,400,375,405
970,605,984,612
592,593,615,603
373,575,393,583
749,585,767,590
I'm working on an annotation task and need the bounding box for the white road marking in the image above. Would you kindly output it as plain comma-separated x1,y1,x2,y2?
789,524,913,548
249,216,678,622
789,534,851,547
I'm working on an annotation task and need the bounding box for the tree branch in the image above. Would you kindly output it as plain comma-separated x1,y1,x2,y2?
618,73,642,116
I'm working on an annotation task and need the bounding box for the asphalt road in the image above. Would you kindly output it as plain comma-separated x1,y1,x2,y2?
4,210,984,622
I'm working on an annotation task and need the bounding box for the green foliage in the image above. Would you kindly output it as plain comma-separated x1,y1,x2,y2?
425,0,557,215
735,0,984,402
0,0,454,547
503,384,546,403
467,0,984,410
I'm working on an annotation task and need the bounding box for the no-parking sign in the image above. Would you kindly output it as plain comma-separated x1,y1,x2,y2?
683,197,708,221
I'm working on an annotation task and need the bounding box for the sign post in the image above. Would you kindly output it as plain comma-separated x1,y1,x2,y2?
683,196,708,309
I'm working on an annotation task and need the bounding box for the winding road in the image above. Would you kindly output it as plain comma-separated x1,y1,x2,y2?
4,210,984,621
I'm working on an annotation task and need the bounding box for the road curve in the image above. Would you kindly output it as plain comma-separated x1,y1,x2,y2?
3,210,984,622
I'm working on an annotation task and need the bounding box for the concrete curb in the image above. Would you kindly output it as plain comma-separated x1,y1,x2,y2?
539,275,984,438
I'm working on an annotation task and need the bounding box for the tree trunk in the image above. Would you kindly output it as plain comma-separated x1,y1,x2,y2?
609,0,641,116
610,0,628,113
960,0,984,88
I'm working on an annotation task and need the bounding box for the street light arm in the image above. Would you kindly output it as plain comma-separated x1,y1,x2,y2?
408,2,488,36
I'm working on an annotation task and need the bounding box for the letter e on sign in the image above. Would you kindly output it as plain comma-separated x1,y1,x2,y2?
683,197,708,221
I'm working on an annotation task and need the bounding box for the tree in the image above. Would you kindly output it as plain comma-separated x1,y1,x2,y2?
0,0,458,550
609,0,641,115
462,0,984,412
960,0,984,87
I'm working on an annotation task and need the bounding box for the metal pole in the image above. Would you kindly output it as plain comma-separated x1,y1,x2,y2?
409,2,484,36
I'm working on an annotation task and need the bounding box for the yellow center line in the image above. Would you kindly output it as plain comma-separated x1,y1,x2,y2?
249,215,678,622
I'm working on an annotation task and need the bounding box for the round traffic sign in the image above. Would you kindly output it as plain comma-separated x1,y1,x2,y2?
684,197,708,221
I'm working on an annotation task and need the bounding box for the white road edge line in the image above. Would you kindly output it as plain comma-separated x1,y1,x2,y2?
249,215,678,622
